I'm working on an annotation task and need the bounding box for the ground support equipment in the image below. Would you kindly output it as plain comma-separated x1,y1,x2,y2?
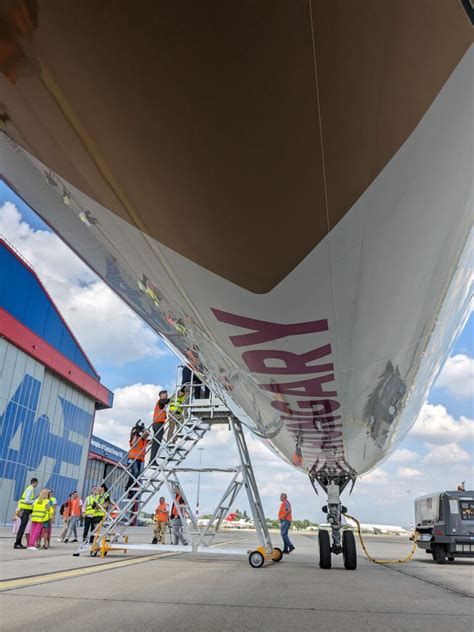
75,376,280,567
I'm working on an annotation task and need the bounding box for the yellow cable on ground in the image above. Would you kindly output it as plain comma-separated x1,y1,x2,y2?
344,513,418,565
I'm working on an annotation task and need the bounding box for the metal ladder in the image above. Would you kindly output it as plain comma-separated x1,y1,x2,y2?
75,393,210,553
75,367,274,560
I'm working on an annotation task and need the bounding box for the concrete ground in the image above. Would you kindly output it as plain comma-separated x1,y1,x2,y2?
1,526,473,631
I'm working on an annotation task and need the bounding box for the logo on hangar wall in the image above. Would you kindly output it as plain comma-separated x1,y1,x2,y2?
0,374,94,503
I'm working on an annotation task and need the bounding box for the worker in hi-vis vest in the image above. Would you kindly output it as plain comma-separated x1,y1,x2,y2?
45,489,56,548
82,486,98,543
86,484,110,545
126,422,149,493
27,489,51,550
150,390,170,464
14,477,39,549
278,492,295,555
167,388,187,443
152,496,169,545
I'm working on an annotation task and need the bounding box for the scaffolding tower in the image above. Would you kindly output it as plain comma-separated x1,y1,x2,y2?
75,368,282,567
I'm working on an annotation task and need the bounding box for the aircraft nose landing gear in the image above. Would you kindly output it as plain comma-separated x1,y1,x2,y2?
311,472,357,570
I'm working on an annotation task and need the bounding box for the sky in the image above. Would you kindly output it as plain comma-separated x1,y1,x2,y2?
0,182,473,527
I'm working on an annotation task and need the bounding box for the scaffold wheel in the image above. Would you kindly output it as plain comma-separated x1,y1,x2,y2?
248,550,265,568
271,547,283,562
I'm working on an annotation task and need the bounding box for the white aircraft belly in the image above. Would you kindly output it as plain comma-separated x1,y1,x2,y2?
1,47,472,478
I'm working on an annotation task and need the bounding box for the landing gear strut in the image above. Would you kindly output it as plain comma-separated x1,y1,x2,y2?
310,471,357,570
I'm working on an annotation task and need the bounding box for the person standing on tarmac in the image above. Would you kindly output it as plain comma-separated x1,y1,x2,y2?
150,390,171,464
167,388,187,443
58,492,73,542
279,492,295,555
27,489,51,550
152,496,169,544
14,477,38,549
63,491,83,543
82,486,98,542
45,489,56,548
90,484,110,544
170,489,188,545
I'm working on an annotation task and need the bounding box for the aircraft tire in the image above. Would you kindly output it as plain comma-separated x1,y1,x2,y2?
248,550,265,568
342,530,357,570
318,529,331,569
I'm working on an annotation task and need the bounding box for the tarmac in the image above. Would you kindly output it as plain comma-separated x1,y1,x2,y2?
1,526,473,631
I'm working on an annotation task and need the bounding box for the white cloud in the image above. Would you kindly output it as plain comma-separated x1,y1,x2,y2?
435,354,474,398
397,467,422,478
0,201,168,365
423,442,471,465
412,403,473,444
94,383,164,449
388,448,418,463
358,469,390,485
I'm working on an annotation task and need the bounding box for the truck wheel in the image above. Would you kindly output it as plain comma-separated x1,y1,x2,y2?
434,546,446,564
342,530,357,570
318,529,331,569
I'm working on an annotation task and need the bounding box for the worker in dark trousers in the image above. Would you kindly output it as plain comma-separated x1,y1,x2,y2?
150,390,170,464
82,486,98,542
14,477,38,549
90,484,110,544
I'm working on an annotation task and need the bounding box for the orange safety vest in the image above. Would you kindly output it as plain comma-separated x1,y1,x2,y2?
278,499,292,521
128,436,149,461
156,502,169,522
110,504,119,520
153,401,167,424
63,501,71,520
171,495,184,518
70,497,82,517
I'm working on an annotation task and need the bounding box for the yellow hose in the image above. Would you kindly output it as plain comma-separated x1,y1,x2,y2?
344,513,418,565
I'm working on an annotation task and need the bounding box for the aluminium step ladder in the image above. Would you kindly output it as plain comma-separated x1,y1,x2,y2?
75,368,278,566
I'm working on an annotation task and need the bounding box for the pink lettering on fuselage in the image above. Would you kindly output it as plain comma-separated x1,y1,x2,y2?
211,309,345,470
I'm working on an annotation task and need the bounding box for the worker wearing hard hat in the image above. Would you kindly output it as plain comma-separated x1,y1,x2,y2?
278,493,295,554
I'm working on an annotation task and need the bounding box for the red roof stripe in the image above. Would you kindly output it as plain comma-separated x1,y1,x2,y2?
0,307,111,406
0,236,100,379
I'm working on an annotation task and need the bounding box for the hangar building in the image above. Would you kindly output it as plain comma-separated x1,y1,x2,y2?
0,237,113,524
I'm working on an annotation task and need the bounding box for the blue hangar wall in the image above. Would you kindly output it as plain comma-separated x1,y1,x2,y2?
83,435,127,502
0,239,113,524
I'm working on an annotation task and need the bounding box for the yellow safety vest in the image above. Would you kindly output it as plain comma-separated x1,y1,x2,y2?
49,497,57,519
85,495,96,517
18,485,35,510
31,499,50,523
94,493,109,517
169,394,186,415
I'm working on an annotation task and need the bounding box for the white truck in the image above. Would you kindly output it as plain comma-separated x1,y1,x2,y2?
415,490,474,564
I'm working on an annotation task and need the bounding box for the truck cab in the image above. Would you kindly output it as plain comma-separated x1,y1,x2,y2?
415,490,474,564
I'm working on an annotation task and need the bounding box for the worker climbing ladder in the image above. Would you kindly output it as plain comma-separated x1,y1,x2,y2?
74,368,281,567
